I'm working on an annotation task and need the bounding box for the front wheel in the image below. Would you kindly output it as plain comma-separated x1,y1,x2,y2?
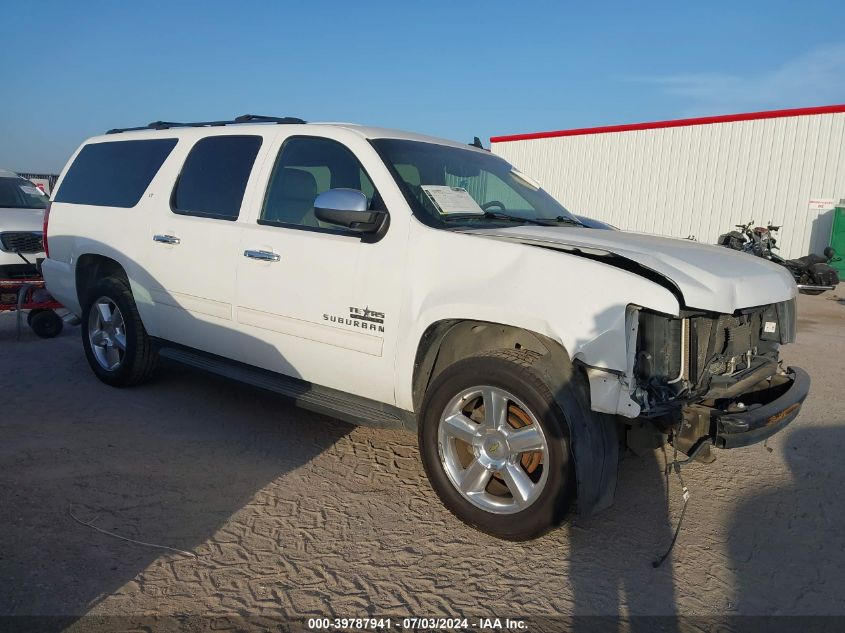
419,349,576,540
81,275,158,387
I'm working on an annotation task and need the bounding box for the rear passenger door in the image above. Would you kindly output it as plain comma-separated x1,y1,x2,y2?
234,134,408,406
145,134,267,358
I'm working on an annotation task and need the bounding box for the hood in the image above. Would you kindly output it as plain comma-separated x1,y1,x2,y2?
464,226,796,313
0,207,45,232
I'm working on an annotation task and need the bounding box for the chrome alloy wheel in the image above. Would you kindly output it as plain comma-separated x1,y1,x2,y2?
87,296,127,371
437,386,550,514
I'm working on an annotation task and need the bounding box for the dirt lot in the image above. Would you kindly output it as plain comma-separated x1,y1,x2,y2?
1,292,844,629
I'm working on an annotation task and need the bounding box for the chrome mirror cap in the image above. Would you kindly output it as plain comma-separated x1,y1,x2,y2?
314,188,368,214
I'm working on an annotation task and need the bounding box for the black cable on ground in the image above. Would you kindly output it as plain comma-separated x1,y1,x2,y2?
653,424,693,568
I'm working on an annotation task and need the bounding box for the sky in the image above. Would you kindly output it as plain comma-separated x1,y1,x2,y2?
2,0,845,172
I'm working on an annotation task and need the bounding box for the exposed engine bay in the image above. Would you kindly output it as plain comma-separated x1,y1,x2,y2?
634,299,796,412
631,299,801,454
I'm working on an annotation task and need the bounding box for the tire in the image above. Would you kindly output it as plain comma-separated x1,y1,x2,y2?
29,309,63,339
27,309,44,327
81,275,158,387
419,348,576,540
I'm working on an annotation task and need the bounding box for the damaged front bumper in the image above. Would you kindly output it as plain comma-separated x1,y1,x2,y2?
715,366,810,448
677,366,810,452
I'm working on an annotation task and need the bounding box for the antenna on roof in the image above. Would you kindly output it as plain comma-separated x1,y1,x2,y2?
469,136,489,151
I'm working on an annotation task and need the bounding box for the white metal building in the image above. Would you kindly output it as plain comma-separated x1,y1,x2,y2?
490,104,845,260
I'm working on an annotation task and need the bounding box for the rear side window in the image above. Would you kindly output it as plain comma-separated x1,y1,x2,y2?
54,139,177,208
172,135,262,220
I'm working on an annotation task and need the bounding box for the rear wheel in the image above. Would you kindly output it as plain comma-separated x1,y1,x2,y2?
419,349,576,540
81,276,158,387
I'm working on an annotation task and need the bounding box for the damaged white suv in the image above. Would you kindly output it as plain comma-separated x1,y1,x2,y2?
43,115,808,539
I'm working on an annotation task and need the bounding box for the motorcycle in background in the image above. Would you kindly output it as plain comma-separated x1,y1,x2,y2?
717,220,840,295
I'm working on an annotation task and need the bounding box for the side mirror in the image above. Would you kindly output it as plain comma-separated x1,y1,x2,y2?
314,188,387,233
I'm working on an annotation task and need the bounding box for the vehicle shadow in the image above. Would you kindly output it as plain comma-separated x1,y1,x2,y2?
566,446,681,630
550,303,682,629
0,238,357,631
0,331,352,630
726,425,845,616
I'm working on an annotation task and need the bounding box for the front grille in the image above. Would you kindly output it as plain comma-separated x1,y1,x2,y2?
0,232,43,253
689,300,794,388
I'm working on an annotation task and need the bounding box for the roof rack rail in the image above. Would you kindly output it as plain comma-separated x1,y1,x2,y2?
233,114,305,124
106,114,307,134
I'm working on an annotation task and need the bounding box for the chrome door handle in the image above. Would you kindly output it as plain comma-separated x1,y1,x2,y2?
243,249,280,262
153,234,181,245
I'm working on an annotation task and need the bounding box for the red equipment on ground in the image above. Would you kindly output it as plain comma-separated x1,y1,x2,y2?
0,276,65,338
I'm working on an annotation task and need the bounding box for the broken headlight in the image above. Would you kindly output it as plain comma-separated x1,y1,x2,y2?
634,310,688,409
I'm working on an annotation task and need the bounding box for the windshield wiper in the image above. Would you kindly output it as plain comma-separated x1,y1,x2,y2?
547,215,586,227
444,211,555,226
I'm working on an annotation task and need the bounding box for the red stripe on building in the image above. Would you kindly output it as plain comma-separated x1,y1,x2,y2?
489,104,845,144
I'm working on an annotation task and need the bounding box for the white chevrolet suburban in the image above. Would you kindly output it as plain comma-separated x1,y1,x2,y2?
43,115,809,540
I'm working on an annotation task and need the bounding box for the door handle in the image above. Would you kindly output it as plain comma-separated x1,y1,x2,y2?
153,234,181,245
243,249,280,262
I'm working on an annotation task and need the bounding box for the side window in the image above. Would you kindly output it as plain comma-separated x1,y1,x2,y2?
172,135,262,220
260,136,377,229
54,139,177,208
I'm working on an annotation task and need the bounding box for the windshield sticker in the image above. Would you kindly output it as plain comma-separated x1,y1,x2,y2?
421,185,484,215
20,185,44,197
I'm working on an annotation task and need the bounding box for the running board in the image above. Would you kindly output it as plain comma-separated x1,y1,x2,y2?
157,345,414,431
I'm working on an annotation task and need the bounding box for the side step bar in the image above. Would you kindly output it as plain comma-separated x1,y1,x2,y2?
157,345,414,432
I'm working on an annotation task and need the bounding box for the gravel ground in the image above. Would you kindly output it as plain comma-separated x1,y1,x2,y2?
1,291,844,629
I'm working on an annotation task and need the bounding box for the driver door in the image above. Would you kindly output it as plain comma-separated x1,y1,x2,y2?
234,134,408,405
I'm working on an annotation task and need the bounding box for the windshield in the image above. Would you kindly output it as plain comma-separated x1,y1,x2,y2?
371,139,580,228
0,177,49,209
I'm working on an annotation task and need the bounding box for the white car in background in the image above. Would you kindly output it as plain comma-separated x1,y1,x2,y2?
0,169,48,278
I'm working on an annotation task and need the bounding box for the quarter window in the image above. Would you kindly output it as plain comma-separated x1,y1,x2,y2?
54,139,177,208
173,135,262,220
260,137,377,229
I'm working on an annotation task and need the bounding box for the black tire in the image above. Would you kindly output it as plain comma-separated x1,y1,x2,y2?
27,309,45,327
419,348,577,540
29,309,63,339
81,275,158,387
